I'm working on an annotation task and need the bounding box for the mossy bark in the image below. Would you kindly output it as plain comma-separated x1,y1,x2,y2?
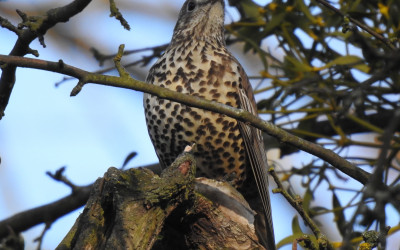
57,152,264,249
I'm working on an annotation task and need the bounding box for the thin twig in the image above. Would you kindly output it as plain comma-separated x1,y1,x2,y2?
91,43,168,66
108,0,130,30
315,0,396,50
46,167,78,192
34,222,51,250
0,185,92,238
269,168,333,249
0,162,162,239
0,0,93,119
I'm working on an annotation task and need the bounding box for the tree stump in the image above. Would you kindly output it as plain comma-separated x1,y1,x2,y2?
57,152,264,249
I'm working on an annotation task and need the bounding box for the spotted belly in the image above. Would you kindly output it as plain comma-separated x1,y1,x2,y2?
144,96,247,187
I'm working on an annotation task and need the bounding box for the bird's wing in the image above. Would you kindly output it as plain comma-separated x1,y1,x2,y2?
237,69,275,250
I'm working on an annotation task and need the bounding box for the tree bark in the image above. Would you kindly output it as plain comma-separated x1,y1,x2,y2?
56,152,264,250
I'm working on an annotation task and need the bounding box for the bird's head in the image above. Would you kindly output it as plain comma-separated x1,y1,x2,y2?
171,0,225,45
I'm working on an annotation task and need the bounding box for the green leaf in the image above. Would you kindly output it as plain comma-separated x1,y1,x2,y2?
276,234,300,248
353,63,370,73
263,11,286,34
284,55,313,72
325,55,363,68
310,206,328,212
292,215,303,234
239,0,263,21
302,188,313,213
295,0,317,23
332,192,347,237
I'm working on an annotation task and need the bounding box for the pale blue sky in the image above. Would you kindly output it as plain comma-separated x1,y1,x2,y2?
0,1,290,249
1,0,399,249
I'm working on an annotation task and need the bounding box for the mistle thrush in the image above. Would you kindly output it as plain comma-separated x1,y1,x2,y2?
144,0,275,248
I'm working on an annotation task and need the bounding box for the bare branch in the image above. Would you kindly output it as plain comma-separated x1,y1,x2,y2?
108,0,130,30
0,16,21,35
46,167,78,192
0,54,371,185
33,222,51,250
0,185,91,239
315,0,397,50
0,0,93,119
90,43,168,67
270,168,327,243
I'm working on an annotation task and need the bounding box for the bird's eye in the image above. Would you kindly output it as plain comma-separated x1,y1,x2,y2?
187,1,196,12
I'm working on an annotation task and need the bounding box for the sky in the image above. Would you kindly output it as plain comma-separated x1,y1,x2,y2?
0,1,172,248
0,1,292,249
0,0,399,249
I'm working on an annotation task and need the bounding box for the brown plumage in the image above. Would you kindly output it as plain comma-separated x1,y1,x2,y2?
144,0,275,249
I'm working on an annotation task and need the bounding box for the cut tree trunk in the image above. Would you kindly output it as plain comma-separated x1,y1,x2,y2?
56,151,264,250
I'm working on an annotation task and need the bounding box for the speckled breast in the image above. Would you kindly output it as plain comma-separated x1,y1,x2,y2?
144,40,248,186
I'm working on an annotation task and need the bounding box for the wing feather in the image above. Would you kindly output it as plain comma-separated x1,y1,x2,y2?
237,70,275,250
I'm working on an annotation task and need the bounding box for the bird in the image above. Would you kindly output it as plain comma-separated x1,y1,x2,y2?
143,0,275,249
